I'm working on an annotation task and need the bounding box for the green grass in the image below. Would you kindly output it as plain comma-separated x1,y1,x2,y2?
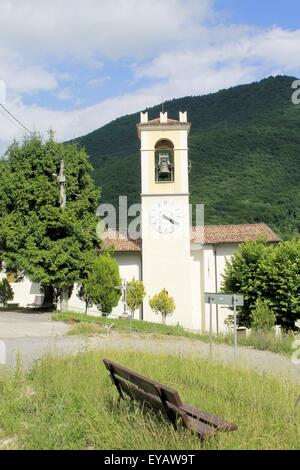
55,312,298,356
0,350,299,450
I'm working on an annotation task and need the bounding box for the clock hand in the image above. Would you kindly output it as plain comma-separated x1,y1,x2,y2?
162,214,179,225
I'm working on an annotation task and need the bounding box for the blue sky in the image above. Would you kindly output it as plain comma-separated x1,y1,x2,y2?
215,0,300,29
0,0,300,153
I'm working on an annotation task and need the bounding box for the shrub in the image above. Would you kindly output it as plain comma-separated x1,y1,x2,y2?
83,255,121,315
250,299,276,332
149,289,175,325
127,278,146,319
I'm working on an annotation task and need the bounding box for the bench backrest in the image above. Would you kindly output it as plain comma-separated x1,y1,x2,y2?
103,358,186,425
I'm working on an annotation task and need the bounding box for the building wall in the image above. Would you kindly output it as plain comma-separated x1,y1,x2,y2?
190,247,203,331
0,269,44,307
202,244,240,333
68,252,142,317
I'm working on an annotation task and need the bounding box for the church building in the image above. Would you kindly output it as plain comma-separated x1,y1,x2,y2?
1,111,280,333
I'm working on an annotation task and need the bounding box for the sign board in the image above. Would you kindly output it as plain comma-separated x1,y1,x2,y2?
204,293,244,307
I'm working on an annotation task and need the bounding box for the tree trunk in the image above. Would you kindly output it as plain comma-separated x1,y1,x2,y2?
42,285,54,309
60,287,69,312
162,315,166,325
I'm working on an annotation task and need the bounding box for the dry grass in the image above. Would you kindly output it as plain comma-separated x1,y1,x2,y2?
0,349,299,450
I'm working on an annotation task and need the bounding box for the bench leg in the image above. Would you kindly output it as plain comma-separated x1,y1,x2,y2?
107,364,125,400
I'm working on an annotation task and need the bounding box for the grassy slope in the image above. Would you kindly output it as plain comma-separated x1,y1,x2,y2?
0,350,299,450
73,75,300,239
55,312,297,356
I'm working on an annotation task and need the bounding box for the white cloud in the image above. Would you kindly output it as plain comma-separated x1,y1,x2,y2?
1,1,300,156
0,47,58,95
88,76,110,88
0,0,214,60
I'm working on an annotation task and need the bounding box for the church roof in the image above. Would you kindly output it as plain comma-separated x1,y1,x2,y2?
101,229,142,252
192,223,280,244
101,224,280,252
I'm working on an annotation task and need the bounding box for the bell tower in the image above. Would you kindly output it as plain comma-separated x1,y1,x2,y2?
137,111,192,327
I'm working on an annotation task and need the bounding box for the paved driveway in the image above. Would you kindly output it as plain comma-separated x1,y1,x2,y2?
0,311,69,338
0,311,78,369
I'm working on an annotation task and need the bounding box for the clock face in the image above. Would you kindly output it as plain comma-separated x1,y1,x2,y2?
149,200,183,234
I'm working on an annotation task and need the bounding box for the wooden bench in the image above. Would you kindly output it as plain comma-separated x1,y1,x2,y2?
103,358,238,441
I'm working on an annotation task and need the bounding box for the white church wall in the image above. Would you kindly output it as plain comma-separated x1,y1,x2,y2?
68,252,142,317
12,278,44,307
0,268,44,308
203,243,239,334
112,252,142,318
190,248,203,331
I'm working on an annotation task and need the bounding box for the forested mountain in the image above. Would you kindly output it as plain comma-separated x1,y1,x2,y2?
73,75,300,238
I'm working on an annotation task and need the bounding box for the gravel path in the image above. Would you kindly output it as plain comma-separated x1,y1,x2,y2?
0,311,299,383
88,334,300,384
3,333,298,383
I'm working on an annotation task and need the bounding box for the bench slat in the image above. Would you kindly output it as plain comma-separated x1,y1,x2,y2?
156,384,183,408
104,359,159,396
187,416,217,439
181,403,237,432
116,377,167,416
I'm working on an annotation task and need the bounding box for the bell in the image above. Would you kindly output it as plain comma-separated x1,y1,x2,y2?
159,158,171,176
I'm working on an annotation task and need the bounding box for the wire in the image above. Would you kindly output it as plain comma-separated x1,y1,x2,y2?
0,106,25,134
0,103,33,135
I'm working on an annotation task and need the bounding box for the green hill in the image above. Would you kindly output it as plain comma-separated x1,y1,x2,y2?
73,75,300,239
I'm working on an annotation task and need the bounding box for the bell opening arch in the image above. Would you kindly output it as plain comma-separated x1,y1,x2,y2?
154,139,175,183
154,139,174,183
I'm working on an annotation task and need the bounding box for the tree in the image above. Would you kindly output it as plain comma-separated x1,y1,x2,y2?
83,255,121,315
250,299,276,332
0,135,100,311
127,278,146,319
0,278,14,306
149,289,175,325
77,284,93,315
222,239,300,330
222,240,270,327
262,239,300,330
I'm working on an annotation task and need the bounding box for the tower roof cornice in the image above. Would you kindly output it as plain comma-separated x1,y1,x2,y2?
137,111,191,138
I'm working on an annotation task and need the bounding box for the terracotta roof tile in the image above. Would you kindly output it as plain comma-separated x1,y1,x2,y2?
101,224,280,252
101,229,141,252
193,223,281,244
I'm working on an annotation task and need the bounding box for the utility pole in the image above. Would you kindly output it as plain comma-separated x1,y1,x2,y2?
58,160,68,311
58,160,66,209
